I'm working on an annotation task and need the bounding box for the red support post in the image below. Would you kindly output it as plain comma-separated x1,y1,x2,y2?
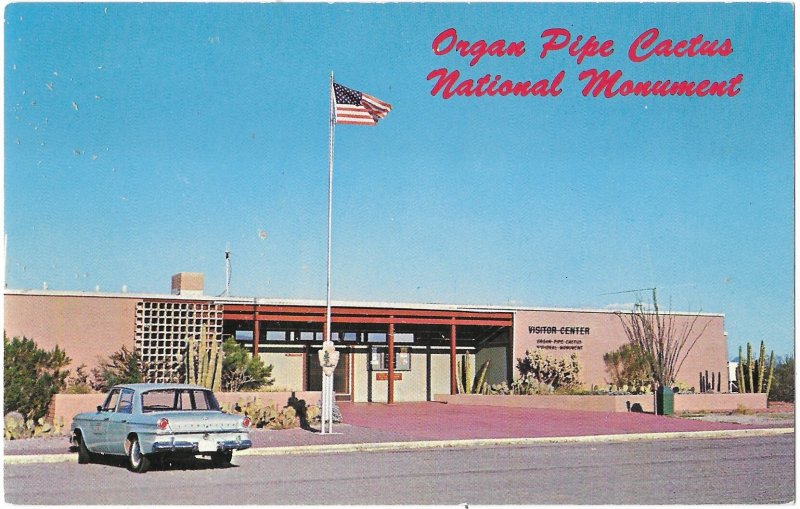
388,321,395,404
252,306,260,357
450,321,457,395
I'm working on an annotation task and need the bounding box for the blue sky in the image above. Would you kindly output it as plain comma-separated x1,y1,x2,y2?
4,3,794,357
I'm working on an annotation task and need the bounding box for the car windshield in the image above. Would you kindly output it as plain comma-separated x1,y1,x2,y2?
141,389,221,412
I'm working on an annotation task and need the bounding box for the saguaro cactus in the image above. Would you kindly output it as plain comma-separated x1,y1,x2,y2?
736,341,775,397
184,325,223,390
765,351,775,397
456,354,491,394
757,341,767,393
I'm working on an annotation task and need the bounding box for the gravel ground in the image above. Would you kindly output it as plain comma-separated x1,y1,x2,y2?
683,412,794,427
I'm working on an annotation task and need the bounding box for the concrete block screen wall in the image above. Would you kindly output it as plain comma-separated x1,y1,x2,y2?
135,300,223,383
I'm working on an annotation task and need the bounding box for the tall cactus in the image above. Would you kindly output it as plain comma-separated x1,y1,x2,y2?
765,351,775,397
456,354,491,394
456,360,465,394
464,354,474,394
757,341,767,393
737,341,775,395
184,325,223,390
737,345,745,393
472,359,491,394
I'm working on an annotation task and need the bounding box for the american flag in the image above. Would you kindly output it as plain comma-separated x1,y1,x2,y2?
332,82,392,126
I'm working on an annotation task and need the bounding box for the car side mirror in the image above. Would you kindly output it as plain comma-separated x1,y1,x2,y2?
96,405,102,412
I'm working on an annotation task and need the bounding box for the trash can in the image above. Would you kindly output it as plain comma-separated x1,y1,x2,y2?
656,385,674,415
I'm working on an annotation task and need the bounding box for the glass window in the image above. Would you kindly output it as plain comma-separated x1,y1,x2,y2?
299,331,317,341
266,330,287,341
143,389,220,412
367,333,386,343
235,330,254,341
102,389,121,411
394,333,414,343
142,390,175,412
369,347,411,371
117,389,135,414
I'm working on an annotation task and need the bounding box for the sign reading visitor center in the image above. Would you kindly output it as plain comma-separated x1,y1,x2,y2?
528,325,590,351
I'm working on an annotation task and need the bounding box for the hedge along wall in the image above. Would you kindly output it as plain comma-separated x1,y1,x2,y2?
50,391,323,426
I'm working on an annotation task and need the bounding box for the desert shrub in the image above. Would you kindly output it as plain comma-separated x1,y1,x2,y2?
4,412,66,440
64,363,98,394
769,355,794,402
486,382,511,395
221,338,274,392
603,343,653,393
93,345,144,391
4,334,71,421
516,349,582,392
221,399,300,429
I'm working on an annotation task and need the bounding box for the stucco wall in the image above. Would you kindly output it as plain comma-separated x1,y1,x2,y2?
260,347,305,392
435,392,767,413
513,309,728,391
4,293,138,371
476,345,508,386
354,347,454,402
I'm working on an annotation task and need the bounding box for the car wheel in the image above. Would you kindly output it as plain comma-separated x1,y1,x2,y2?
211,450,233,467
76,433,92,464
128,437,151,473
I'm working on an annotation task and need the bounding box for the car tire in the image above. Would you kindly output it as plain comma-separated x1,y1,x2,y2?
128,437,151,473
211,450,233,467
76,433,93,464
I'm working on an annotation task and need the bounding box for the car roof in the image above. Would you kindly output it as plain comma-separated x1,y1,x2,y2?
112,383,210,391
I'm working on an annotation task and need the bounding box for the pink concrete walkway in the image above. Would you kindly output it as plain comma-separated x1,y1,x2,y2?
338,402,763,441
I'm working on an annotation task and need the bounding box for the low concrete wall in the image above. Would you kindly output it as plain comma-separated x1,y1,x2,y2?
51,391,322,425
434,393,768,413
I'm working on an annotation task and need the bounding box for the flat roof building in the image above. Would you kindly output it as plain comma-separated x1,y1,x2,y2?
4,274,729,403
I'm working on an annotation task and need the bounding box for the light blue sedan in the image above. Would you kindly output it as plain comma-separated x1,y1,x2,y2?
70,383,252,473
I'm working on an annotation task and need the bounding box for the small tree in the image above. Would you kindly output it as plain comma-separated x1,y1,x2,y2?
221,338,274,392
93,345,144,392
616,289,711,389
65,364,97,394
4,334,71,421
603,343,653,391
769,355,794,402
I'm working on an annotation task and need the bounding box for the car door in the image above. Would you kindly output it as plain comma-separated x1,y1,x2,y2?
105,388,135,455
88,388,120,453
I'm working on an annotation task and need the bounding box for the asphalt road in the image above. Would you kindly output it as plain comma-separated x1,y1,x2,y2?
5,435,794,505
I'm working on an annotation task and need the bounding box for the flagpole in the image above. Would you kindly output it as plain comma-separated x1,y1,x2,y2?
323,71,335,434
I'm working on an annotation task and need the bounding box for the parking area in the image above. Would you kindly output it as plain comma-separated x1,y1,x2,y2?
336,402,775,441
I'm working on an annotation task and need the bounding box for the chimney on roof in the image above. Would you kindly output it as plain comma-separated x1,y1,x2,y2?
171,272,204,297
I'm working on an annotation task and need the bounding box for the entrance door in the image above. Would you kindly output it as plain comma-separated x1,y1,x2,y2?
308,346,351,401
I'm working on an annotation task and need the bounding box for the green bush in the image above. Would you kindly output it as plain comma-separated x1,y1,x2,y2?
602,343,653,392
64,363,98,394
769,355,794,402
221,399,298,429
93,345,144,391
4,334,71,421
221,338,274,391
516,349,582,392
